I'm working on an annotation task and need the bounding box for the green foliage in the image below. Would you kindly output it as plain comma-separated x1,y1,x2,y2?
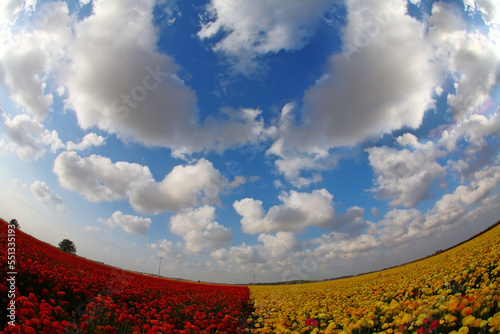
9,218,20,229
58,238,77,255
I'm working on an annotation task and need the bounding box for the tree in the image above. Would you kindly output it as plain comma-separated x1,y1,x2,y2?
9,219,20,229
58,239,77,255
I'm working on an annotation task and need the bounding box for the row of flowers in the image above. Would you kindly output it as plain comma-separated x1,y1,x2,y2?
0,220,252,333
2,218,499,333
247,223,500,334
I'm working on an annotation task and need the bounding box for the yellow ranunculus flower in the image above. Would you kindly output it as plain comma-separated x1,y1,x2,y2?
401,313,412,324
462,315,475,326
445,314,458,323
247,225,500,334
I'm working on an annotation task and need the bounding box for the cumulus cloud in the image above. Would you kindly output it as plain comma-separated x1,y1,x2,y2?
169,206,233,254
465,0,500,25
366,135,446,207
2,114,64,160
234,189,335,234
1,0,269,158
66,133,106,151
0,1,72,120
211,243,266,266
31,180,52,203
129,158,235,214
438,114,500,180
425,162,500,232
147,239,180,259
211,168,500,280
266,0,439,181
266,0,499,185
198,0,336,75
266,103,335,184
301,0,437,146
428,2,500,120
53,151,153,202
30,180,69,214
53,152,239,214
52,193,69,214
0,0,27,25
101,211,152,236
12,178,27,190
257,231,301,260
0,38,53,120
57,0,268,156
444,164,500,206
438,114,500,152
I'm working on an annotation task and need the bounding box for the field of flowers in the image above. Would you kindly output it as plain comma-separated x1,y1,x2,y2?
2,218,499,334
247,223,500,334
0,219,252,333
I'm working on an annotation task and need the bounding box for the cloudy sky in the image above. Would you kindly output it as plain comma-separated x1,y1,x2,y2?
0,0,499,284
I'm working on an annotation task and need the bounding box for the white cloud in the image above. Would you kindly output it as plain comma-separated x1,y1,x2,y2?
267,137,327,179
1,0,269,158
228,175,246,188
169,206,233,254
53,151,153,202
211,171,500,280
53,152,238,214
130,158,234,214
446,164,500,206
101,211,152,236
56,0,268,156
30,180,69,214
465,0,500,25
438,114,500,153
267,0,439,182
370,206,380,216
300,0,437,147
211,243,265,266
0,1,72,120
234,189,335,234
12,178,27,189
198,0,336,75
311,207,426,262
438,114,500,180
147,239,180,259
31,180,51,203
0,0,26,25
425,163,500,230
2,114,64,160
366,137,446,208
66,133,106,151
84,225,102,233
266,105,337,183
0,40,53,120
267,0,499,185
428,2,500,121
257,231,301,260
52,193,69,214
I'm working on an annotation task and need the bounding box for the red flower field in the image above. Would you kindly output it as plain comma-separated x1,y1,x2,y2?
0,219,252,333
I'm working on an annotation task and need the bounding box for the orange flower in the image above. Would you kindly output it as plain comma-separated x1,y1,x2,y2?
461,307,472,317
449,299,459,311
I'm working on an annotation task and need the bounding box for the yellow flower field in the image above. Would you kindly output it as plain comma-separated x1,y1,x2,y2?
248,223,500,334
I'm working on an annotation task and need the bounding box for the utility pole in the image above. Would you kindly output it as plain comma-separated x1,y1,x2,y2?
253,273,256,284
158,257,163,276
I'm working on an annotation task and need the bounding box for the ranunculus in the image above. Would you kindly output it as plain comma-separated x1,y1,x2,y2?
305,318,318,327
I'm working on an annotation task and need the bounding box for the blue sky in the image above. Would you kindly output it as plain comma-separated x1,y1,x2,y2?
0,0,499,284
